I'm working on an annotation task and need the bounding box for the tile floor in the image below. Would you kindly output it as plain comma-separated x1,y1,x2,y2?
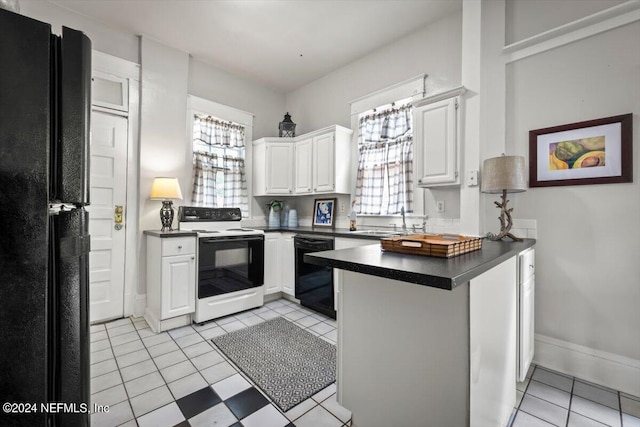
91,296,640,427
510,364,640,427
90,298,349,427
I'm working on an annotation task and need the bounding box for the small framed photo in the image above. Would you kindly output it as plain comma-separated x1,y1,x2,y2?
312,198,336,228
529,113,632,187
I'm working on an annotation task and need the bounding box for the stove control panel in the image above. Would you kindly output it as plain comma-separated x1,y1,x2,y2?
177,206,242,222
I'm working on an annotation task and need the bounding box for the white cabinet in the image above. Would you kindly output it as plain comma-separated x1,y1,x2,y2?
161,254,195,319
264,232,295,296
145,235,196,333
253,139,294,196
253,125,353,196
280,233,295,296
294,138,313,194
517,248,535,382
264,233,282,294
313,132,335,193
414,88,464,187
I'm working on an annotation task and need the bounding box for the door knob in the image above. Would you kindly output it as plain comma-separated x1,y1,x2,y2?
114,205,124,230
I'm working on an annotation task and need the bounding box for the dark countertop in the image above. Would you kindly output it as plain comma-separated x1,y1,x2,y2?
252,225,398,240
143,230,198,238
304,238,535,290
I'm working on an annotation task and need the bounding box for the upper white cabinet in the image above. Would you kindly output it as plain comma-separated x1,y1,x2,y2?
414,87,464,187
294,138,313,194
253,139,295,195
313,132,336,193
253,125,353,196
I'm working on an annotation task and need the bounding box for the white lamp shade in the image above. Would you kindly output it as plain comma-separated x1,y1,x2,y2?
150,177,183,200
481,156,527,194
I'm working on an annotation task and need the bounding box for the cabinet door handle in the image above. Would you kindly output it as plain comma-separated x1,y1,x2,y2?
191,256,195,260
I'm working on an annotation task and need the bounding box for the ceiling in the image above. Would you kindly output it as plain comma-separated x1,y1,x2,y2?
49,0,461,92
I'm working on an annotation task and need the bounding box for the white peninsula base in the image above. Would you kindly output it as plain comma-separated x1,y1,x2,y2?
336,257,517,427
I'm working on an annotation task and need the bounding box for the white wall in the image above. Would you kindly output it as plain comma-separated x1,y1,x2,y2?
188,58,285,140
505,20,640,362
137,38,190,294
505,0,627,45
464,0,640,395
285,11,462,134
20,0,139,64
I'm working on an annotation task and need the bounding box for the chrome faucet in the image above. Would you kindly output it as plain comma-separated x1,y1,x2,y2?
400,206,407,233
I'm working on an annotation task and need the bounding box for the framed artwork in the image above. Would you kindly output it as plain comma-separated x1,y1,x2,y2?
529,113,632,187
312,198,336,228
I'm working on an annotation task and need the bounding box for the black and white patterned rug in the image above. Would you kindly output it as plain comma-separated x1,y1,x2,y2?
212,316,336,412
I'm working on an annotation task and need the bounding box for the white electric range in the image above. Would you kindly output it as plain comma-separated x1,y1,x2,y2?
178,206,265,323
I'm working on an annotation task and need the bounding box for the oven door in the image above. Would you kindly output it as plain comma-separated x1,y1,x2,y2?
198,235,264,299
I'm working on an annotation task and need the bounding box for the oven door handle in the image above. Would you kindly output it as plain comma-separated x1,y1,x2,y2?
201,235,264,243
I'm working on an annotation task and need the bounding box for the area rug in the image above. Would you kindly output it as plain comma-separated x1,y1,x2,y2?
212,316,336,412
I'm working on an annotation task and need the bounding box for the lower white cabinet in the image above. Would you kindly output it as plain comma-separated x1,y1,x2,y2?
145,235,196,333
264,233,281,294
280,233,295,296
517,248,536,382
264,232,295,296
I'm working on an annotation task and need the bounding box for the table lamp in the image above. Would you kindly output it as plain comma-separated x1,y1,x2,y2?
150,177,183,231
481,155,526,241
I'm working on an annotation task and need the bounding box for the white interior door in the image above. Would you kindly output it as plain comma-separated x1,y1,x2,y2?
87,110,128,322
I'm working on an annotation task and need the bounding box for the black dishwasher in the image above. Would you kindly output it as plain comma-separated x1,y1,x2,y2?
294,235,336,319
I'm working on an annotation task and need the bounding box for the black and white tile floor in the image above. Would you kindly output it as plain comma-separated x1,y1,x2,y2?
510,364,640,427
91,297,640,427
90,298,350,427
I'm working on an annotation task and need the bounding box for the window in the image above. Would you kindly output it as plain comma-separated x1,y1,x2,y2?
191,114,249,217
355,98,413,215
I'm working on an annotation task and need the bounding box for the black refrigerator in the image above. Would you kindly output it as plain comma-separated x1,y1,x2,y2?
0,8,92,427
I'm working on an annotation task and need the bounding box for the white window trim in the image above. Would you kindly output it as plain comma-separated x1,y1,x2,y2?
185,95,254,217
348,74,427,219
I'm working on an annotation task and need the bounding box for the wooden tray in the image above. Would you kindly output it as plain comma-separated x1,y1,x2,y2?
380,234,483,258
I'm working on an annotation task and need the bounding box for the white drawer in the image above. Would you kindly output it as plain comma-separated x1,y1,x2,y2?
519,248,535,283
162,237,196,257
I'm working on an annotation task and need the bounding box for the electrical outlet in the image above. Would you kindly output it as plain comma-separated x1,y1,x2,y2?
436,201,445,213
340,203,345,213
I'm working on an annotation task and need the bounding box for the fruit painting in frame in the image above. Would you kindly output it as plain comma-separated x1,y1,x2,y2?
529,113,632,187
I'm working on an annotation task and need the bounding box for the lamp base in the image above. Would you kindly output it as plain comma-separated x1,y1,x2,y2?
160,200,174,232
486,190,522,242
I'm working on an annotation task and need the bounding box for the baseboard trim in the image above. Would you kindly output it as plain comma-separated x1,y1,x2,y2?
134,293,146,318
533,334,640,396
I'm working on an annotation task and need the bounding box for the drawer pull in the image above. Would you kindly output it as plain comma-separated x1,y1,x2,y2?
178,245,182,249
